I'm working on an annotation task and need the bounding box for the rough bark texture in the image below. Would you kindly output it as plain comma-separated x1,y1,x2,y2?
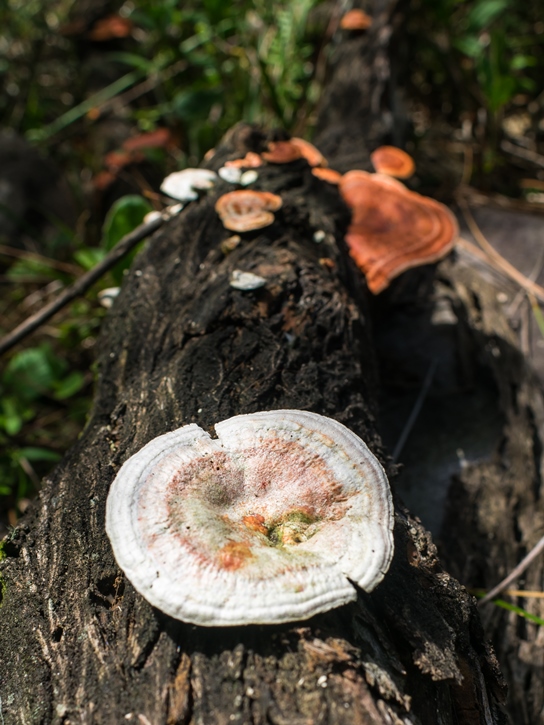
0,1,517,723
437,251,544,725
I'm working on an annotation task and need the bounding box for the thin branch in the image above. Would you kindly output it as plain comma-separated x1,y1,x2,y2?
393,358,437,462
0,244,81,276
0,215,166,357
457,196,544,304
471,588,544,599
478,534,544,606
501,139,544,170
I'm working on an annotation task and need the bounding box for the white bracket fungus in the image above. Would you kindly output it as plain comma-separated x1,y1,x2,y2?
160,168,217,202
106,410,394,626
230,270,267,291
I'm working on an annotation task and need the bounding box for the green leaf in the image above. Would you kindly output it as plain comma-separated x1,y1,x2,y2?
511,54,537,70
170,88,222,121
101,195,152,252
74,248,106,271
468,0,510,30
4,345,61,401
100,195,152,284
53,371,86,400
454,35,483,58
16,447,62,463
1,399,23,436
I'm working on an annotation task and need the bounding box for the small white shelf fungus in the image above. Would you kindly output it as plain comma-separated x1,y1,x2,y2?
106,410,394,626
160,168,217,202
97,287,120,308
218,166,243,184
240,169,259,186
230,270,267,290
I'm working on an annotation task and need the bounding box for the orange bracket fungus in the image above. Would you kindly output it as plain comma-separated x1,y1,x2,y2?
224,152,263,169
290,138,327,167
370,146,415,179
340,170,458,294
261,141,303,164
215,190,282,232
106,410,394,626
340,9,373,31
311,167,342,185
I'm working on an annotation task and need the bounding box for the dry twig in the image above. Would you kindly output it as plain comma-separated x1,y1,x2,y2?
0,214,165,357
478,534,544,605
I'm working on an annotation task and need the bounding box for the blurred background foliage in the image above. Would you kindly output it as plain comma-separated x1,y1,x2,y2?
0,0,543,531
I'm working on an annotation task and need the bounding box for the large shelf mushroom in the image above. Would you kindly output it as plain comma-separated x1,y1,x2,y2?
340,170,458,294
106,410,394,626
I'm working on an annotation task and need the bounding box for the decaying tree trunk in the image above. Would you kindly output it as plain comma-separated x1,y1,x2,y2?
0,121,506,724
0,1,527,723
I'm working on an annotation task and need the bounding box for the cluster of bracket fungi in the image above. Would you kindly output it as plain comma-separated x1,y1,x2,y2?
159,135,458,295
106,128,460,626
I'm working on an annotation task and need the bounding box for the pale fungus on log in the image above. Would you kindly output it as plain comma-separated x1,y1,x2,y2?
160,168,217,202
106,410,394,626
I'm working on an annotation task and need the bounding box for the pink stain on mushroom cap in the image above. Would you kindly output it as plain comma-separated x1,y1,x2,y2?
106,410,394,626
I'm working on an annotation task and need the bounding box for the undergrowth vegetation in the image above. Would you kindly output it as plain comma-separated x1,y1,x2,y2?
0,0,543,529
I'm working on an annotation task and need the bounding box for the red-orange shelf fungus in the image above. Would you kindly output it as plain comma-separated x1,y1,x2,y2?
261,141,303,164
370,146,415,179
311,167,342,185
340,9,373,31
340,170,458,294
290,138,327,167
215,190,282,232
106,410,394,626
224,152,263,169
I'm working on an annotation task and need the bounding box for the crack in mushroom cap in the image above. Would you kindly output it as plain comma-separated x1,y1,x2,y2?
340,170,458,294
106,410,394,626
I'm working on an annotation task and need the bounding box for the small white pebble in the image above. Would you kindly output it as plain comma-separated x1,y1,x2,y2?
240,170,258,186
143,210,162,224
246,687,255,697
496,292,508,303
230,270,267,291
98,287,120,309
317,675,327,687
164,203,184,217
219,166,242,184
135,270,142,277
313,230,326,243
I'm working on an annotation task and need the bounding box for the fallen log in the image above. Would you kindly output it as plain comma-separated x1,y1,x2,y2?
0,123,507,724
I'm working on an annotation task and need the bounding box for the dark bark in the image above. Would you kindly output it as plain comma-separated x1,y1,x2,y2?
436,248,544,725
0,126,506,724
0,2,513,723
